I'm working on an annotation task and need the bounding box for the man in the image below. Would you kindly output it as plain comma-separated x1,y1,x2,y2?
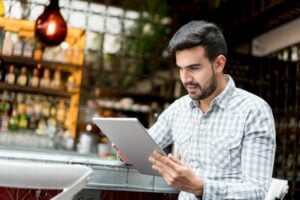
116,20,276,199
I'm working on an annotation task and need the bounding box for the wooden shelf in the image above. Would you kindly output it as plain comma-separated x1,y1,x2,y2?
0,55,82,72
0,82,73,98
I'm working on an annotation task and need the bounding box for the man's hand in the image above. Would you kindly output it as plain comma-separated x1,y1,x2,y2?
149,150,203,196
111,143,132,165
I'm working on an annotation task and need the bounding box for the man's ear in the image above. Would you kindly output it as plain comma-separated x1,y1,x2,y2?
214,55,226,73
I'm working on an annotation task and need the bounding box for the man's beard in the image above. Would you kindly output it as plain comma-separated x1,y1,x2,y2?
185,69,217,101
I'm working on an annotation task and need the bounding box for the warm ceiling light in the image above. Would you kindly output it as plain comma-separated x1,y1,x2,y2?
35,0,67,46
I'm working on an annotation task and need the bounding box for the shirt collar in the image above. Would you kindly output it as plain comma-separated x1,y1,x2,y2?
189,74,235,109
213,75,235,109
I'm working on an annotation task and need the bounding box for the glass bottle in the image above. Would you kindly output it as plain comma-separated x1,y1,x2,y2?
2,32,14,56
23,37,34,58
17,93,28,129
56,99,66,124
17,66,28,86
9,108,18,131
40,68,51,88
5,65,16,84
29,68,40,87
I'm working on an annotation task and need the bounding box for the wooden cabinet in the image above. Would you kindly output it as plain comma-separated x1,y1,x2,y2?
0,17,85,144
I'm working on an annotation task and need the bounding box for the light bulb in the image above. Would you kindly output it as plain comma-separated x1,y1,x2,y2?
34,0,67,46
47,21,56,35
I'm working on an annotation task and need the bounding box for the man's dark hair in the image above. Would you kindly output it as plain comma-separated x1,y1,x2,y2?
168,20,227,62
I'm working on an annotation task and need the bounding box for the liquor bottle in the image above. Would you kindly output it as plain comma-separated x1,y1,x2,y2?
40,68,51,88
33,41,43,60
17,66,28,86
17,93,27,129
28,114,37,130
25,95,36,130
98,135,110,158
35,117,47,135
63,99,71,129
0,91,11,127
66,75,76,92
17,93,26,116
5,65,16,84
18,113,28,129
23,37,34,58
1,91,11,116
50,69,62,89
9,108,18,131
41,96,50,118
56,99,66,123
49,97,57,120
2,32,14,56
8,92,16,116
33,95,42,117
29,68,40,87
13,36,23,56
47,102,57,134
0,110,9,132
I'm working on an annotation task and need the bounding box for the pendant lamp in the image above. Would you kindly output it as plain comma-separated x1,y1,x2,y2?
35,0,67,46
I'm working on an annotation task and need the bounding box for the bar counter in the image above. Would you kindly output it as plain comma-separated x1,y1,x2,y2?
0,146,178,199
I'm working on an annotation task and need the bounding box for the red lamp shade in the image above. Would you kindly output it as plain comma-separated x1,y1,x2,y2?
35,0,67,46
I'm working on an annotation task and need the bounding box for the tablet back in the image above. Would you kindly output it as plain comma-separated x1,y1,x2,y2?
92,117,166,176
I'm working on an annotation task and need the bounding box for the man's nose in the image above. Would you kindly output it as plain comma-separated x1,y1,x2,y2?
181,69,193,82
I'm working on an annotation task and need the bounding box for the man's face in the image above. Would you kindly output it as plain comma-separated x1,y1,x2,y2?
176,46,217,101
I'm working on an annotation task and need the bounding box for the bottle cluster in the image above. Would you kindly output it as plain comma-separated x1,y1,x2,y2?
0,29,82,65
0,91,69,135
0,64,76,93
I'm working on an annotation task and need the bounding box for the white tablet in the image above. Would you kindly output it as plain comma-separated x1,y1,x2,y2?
92,117,166,176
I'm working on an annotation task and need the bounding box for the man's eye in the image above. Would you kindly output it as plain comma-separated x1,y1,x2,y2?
190,66,200,70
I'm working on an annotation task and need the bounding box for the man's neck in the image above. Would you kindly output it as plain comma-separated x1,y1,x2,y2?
198,75,228,113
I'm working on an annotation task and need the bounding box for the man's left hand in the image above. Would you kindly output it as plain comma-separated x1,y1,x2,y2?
149,150,203,196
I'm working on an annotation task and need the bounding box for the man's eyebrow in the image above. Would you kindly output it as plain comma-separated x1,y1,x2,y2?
177,63,201,69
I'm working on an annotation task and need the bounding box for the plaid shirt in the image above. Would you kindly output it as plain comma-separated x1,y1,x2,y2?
149,76,276,200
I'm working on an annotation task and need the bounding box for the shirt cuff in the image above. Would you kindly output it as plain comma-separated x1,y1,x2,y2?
202,178,226,200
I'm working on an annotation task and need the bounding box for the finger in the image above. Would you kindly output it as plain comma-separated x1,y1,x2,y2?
152,163,161,173
163,169,183,189
152,151,165,161
151,150,164,159
168,154,184,166
152,156,176,177
154,154,179,171
150,154,168,174
149,154,164,169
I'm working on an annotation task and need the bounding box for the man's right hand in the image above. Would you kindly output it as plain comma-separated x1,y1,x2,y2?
112,143,132,165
